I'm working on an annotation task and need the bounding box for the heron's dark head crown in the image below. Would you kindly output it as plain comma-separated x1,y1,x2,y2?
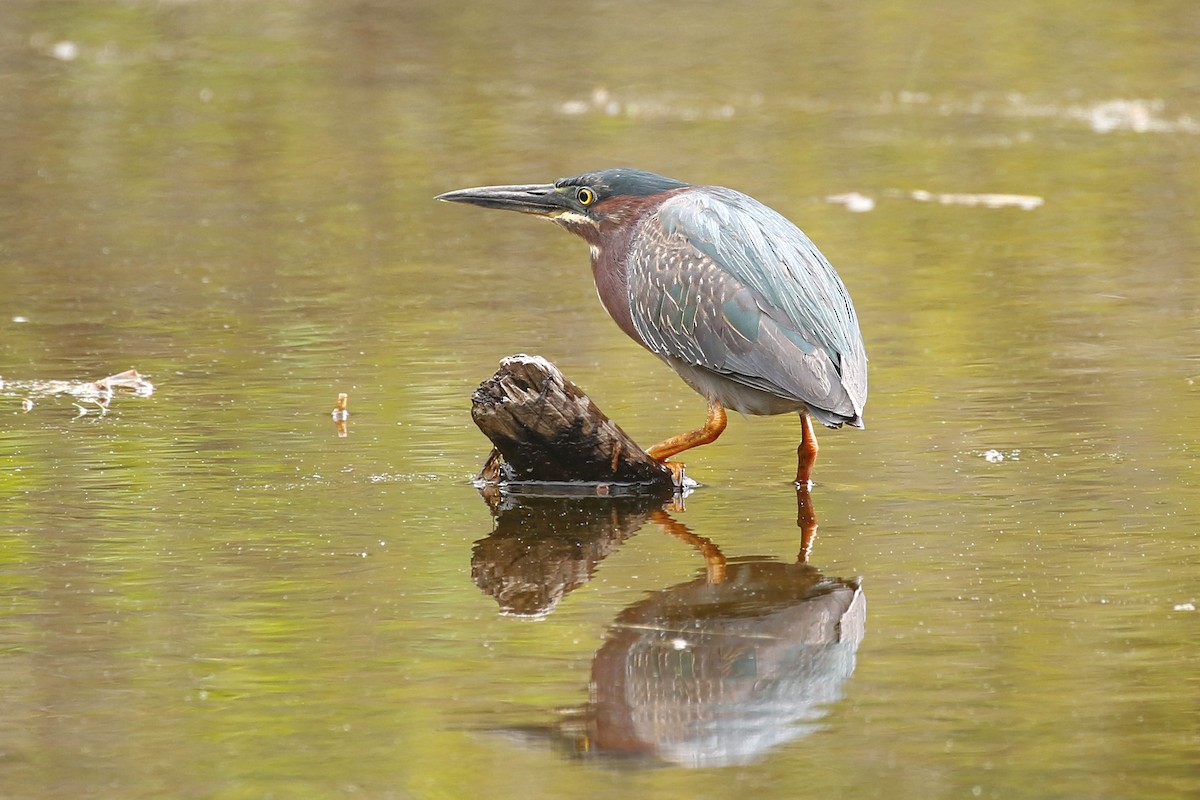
554,169,689,205
547,169,690,238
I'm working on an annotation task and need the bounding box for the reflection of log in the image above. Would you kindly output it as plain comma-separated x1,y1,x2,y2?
471,354,673,486
472,494,664,617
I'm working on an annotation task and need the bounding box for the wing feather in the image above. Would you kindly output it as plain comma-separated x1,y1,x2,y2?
628,188,867,423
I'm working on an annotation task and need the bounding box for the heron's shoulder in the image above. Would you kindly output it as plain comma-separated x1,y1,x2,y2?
655,186,815,255
656,185,763,228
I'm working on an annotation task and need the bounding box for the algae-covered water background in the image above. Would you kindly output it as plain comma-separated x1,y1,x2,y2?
1,2,1198,798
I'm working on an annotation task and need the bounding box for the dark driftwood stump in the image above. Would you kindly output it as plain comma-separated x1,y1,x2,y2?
471,354,673,488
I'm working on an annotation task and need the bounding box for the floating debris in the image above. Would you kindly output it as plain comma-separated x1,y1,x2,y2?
557,86,740,121
826,192,876,212
51,41,79,62
332,392,349,421
332,392,349,437
1064,98,1200,135
882,91,1200,136
3,368,154,415
95,368,154,396
981,449,1021,463
829,189,1043,212
909,189,1043,210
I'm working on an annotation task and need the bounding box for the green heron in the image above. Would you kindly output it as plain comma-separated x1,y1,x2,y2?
437,168,867,486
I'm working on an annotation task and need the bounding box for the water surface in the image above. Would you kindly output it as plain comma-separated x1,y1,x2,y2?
1,2,1198,798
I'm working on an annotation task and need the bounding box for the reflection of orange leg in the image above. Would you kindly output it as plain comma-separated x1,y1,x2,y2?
647,399,727,485
651,509,726,584
796,483,818,563
795,410,819,487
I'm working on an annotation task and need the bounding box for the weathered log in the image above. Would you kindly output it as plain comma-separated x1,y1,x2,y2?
470,354,673,487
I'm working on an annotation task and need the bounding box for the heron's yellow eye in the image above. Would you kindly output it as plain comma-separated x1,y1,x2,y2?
576,187,596,206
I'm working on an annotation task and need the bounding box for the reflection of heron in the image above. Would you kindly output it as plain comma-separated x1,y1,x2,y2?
474,489,863,767
570,557,864,767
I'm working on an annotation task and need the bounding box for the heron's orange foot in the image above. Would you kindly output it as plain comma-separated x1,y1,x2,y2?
660,460,686,487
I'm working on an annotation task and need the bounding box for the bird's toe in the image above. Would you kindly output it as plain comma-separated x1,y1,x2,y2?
660,460,687,488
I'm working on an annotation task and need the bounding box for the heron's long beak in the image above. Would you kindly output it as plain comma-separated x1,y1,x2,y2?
435,183,567,216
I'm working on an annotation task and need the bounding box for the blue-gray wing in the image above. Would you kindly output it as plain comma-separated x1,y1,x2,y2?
627,187,867,425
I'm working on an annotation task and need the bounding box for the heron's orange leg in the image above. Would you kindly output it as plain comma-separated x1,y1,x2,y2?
647,399,727,484
795,410,819,487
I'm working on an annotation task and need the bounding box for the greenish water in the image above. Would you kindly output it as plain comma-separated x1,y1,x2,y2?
1,2,1198,798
